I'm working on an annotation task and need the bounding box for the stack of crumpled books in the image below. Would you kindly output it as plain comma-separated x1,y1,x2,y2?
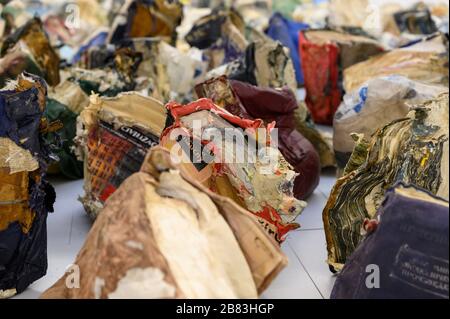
0,73,59,298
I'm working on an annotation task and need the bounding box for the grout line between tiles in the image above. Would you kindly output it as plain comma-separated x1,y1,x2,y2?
286,241,325,299
297,228,324,232
318,189,331,200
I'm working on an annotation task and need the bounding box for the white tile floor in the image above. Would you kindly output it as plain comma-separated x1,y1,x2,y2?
13,168,338,299
261,168,338,299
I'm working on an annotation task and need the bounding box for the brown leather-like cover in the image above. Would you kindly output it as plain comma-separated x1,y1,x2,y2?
230,80,320,199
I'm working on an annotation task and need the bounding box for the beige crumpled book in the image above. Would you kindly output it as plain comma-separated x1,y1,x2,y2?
333,75,448,172
343,33,449,93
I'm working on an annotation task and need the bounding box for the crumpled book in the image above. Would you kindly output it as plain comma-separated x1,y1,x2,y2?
188,11,299,93
185,8,247,69
266,12,309,86
0,17,60,87
231,38,298,93
157,42,207,102
293,101,335,168
75,92,166,219
71,38,169,101
331,183,449,299
44,81,91,179
176,6,212,45
74,37,203,103
328,0,370,30
392,3,438,35
195,75,320,199
75,42,116,70
160,98,306,243
333,75,448,172
323,92,449,272
429,3,449,34
299,29,384,125
40,147,287,299
344,33,449,93
206,38,298,94
327,1,440,46
0,73,57,298
118,37,202,102
66,67,135,98
67,30,110,66
114,38,170,101
184,7,246,50
108,0,183,46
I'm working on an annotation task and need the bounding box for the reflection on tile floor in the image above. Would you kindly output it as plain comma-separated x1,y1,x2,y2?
14,172,337,299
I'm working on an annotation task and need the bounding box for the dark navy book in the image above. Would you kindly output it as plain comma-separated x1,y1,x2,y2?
331,183,449,299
